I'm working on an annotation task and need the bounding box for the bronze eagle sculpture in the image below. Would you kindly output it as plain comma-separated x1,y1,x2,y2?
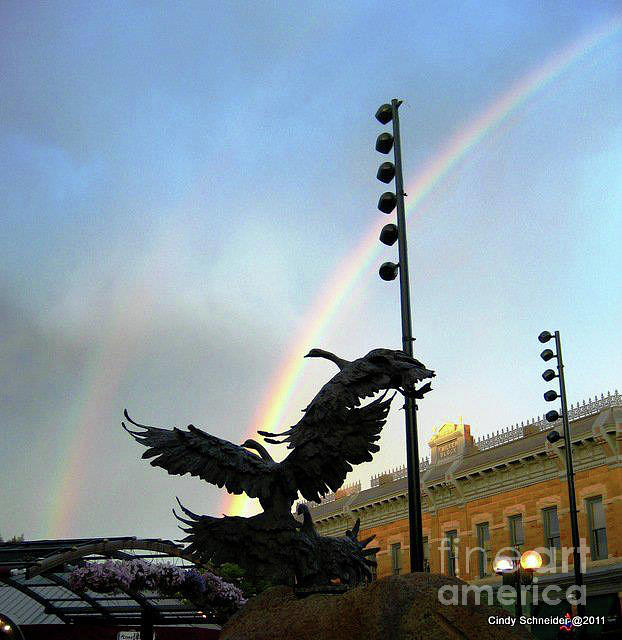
123,348,434,586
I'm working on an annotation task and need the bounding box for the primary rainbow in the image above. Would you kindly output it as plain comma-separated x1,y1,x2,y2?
224,15,622,517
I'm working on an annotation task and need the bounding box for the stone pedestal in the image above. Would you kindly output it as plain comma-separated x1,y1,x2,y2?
221,573,533,639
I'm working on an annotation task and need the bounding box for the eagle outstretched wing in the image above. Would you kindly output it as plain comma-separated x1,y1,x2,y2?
260,348,434,447
123,348,434,505
122,410,279,503
279,392,392,502
174,502,307,586
122,394,391,505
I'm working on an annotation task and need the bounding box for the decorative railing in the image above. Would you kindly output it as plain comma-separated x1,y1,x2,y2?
297,481,361,508
474,390,621,452
304,390,620,504
370,459,430,488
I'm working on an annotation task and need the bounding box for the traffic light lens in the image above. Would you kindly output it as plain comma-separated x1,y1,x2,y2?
538,331,553,344
544,390,558,402
545,410,560,423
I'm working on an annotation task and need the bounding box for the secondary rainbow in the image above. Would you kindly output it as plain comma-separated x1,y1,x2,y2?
224,15,622,517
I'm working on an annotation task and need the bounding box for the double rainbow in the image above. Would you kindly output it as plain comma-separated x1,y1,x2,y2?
224,15,622,517
44,16,620,535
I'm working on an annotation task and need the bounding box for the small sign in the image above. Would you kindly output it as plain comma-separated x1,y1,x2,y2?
118,632,140,640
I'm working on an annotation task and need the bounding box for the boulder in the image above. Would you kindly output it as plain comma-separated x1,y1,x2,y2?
221,573,533,639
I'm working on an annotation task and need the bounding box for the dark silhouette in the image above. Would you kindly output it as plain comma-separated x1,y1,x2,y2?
124,348,433,586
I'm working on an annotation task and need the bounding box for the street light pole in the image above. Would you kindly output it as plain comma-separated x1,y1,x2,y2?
375,99,425,572
540,330,585,618
553,331,585,608
390,99,424,573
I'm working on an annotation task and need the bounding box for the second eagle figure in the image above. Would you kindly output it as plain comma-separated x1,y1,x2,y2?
123,348,434,586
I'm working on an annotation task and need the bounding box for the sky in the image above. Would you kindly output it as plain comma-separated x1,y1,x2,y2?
1,1,621,543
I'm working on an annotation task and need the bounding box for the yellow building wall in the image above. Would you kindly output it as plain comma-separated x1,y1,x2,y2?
365,466,622,580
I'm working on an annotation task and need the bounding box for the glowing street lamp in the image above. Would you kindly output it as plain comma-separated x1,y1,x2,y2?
0,613,25,640
520,550,543,571
493,557,514,573
495,550,542,619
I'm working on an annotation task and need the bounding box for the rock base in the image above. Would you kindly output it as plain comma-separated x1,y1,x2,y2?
221,573,533,639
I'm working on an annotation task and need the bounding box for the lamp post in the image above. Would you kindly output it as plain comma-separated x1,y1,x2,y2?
0,612,26,640
494,550,542,620
375,99,425,572
539,330,585,618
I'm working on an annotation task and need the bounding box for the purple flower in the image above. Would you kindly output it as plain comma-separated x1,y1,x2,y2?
68,560,246,612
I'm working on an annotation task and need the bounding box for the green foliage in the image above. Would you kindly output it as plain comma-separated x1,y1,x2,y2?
216,562,274,599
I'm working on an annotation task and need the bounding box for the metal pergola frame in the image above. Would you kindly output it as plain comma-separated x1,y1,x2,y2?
0,536,212,637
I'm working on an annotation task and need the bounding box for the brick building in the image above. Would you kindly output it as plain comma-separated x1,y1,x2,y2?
305,391,622,638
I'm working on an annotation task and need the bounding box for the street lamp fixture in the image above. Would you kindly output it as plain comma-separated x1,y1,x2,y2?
520,550,543,571
546,429,562,444
545,409,560,423
378,191,397,214
379,223,399,246
379,261,399,281
493,557,514,573
544,390,559,402
375,132,394,154
375,103,394,124
538,331,553,344
376,161,396,183
540,348,555,361
0,613,25,640
494,550,542,618
542,368,557,382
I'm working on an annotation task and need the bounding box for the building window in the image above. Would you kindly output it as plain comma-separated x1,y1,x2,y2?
391,542,401,575
586,496,608,560
542,507,561,550
446,530,458,576
423,536,430,572
508,515,524,549
476,522,490,577
369,551,377,581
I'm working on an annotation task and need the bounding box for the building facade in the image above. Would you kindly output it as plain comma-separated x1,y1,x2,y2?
306,391,622,638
